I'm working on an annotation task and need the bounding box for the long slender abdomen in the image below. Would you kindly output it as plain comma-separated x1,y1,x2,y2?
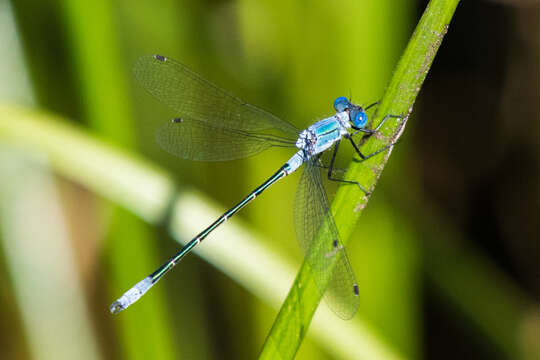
110,165,291,314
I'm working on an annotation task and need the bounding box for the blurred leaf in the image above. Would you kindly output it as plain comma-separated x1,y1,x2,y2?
57,0,179,358
0,150,101,360
421,202,536,359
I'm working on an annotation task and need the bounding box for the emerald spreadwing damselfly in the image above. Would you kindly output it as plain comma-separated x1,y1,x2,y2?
110,54,401,319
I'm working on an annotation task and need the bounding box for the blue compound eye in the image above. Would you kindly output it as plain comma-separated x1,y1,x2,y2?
333,96,350,112
352,110,367,128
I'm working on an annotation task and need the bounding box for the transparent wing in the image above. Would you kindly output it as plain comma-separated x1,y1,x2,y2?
293,158,360,319
156,118,295,161
134,55,299,136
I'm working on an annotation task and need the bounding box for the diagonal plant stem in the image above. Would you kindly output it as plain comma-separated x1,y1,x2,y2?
259,0,461,358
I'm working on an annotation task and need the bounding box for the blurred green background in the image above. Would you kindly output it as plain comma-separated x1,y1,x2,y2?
0,0,539,359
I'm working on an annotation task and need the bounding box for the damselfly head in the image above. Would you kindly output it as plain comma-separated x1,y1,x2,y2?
334,97,367,129
350,107,367,129
333,96,351,113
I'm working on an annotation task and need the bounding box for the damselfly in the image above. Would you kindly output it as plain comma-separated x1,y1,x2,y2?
110,54,401,319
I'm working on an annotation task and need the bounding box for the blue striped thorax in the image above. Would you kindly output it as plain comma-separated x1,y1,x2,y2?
296,112,350,157
287,97,368,175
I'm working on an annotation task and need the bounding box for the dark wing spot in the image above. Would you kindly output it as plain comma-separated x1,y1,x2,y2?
172,117,182,123
333,239,338,248
353,284,359,296
154,54,166,62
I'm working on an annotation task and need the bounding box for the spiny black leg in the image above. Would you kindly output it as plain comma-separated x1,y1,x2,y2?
315,159,346,175
364,101,379,111
347,135,366,159
352,114,403,136
347,133,400,164
373,114,402,132
352,142,396,163
327,140,371,195
327,139,340,175
351,131,402,164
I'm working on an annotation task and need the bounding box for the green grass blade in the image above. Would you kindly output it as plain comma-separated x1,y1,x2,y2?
259,1,461,358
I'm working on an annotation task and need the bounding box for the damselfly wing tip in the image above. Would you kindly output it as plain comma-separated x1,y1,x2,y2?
154,54,167,62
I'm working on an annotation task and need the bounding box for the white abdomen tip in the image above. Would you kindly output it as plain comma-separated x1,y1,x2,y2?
110,277,153,314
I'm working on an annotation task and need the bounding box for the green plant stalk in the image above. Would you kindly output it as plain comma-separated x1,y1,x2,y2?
238,1,418,358
259,0,461,359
